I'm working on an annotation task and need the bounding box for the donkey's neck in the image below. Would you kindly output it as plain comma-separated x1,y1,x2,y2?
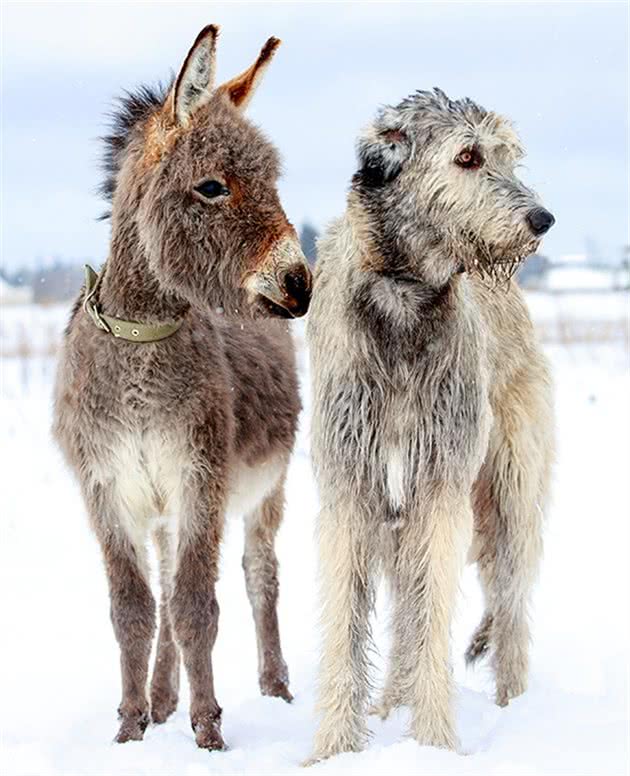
98,232,189,323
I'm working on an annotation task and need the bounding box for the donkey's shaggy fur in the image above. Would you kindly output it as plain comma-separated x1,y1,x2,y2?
98,81,171,210
53,27,311,751
307,89,554,761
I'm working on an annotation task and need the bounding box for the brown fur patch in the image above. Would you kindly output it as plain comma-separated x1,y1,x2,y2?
142,112,183,168
219,37,281,109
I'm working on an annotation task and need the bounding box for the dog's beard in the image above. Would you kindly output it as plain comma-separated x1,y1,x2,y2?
448,229,540,288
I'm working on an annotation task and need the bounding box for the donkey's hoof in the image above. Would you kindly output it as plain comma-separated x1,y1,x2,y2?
151,694,178,724
114,711,149,743
193,713,226,751
260,674,293,703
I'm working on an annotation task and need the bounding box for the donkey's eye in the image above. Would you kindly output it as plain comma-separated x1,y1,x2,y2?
195,180,230,199
455,148,483,170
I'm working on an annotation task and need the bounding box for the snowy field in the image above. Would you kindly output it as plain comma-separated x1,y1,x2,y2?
1,303,629,776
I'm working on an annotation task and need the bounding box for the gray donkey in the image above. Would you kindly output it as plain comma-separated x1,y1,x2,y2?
307,89,555,762
53,26,311,751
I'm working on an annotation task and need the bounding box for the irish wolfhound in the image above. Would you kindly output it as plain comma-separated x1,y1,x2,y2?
53,26,311,750
307,88,555,761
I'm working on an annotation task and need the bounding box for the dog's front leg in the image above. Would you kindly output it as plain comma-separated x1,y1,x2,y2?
307,502,374,764
396,488,472,751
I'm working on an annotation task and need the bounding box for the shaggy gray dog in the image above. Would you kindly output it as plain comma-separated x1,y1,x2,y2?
307,88,555,762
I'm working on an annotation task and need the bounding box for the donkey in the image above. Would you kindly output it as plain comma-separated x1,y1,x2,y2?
53,26,311,751
307,88,554,762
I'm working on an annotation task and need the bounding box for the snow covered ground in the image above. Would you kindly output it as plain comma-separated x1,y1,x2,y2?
1,311,629,776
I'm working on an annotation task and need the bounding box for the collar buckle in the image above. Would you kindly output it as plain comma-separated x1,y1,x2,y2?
81,263,183,343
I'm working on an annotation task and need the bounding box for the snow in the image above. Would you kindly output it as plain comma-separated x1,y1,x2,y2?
0,279,32,306
525,291,628,323
1,311,629,776
545,266,617,292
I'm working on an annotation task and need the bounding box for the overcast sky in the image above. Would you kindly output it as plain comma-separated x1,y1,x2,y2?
1,1,628,270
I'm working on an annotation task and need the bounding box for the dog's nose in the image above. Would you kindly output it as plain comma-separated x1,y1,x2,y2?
280,264,312,317
526,208,555,236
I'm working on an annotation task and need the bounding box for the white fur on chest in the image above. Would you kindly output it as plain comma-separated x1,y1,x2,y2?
383,396,416,511
90,430,286,549
225,455,286,520
386,445,407,510
90,428,188,549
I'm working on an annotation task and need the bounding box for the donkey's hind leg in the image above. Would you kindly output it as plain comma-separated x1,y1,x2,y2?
243,477,292,702
150,525,180,723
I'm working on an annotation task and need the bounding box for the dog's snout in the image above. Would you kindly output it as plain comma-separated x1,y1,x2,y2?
280,264,312,318
526,208,555,236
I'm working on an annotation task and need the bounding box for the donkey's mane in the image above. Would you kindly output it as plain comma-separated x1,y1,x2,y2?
98,80,172,218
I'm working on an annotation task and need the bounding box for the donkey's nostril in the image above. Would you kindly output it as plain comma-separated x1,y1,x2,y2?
281,265,312,317
284,267,308,297
526,208,555,236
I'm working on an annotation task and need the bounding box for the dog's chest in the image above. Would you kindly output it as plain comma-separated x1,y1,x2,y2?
380,390,418,511
378,362,487,511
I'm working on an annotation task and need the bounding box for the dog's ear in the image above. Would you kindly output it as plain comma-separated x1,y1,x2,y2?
356,115,411,187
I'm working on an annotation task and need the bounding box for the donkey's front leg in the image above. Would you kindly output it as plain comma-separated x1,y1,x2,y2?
396,489,472,751
171,468,226,751
94,515,156,743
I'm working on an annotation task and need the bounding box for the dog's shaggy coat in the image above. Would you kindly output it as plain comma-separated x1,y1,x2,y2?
307,89,554,761
53,26,311,751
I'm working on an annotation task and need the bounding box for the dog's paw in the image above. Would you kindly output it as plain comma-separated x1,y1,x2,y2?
368,699,394,720
496,676,527,707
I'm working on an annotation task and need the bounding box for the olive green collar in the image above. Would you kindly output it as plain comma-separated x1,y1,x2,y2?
83,264,184,343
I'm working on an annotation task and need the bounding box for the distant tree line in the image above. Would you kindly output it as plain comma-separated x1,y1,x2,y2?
2,260,85,303
10,228,613,303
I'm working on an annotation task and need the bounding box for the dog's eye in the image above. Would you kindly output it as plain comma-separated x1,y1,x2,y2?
455,148,483,170
195,180,230,199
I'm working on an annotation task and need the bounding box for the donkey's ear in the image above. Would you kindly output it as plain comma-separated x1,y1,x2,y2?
356,118,411,187
172,24,219,125
217,37,281,111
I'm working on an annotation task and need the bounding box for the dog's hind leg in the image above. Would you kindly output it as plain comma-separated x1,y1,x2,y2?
465,472,496,667
371,526,411,719
468,373,553,706
464,608,494,665
309,501,375,763
243,476,292,702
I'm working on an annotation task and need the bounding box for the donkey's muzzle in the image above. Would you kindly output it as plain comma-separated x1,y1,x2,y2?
249,236,312,318
277,264,312,317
